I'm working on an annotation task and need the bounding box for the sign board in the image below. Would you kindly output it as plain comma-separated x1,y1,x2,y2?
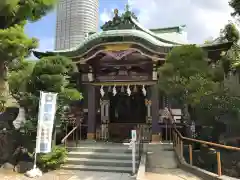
35,91,58,153
131,130,137,141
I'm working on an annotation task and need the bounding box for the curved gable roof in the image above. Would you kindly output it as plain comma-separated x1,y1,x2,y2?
33,29,177,59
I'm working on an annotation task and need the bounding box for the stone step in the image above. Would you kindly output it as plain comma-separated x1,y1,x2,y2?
67,151,137,160
66,141,131,147
61,164,133,173
67,146,133,153
66,157,138,167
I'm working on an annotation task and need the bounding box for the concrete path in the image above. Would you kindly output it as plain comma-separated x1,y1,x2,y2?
143,143,202,180
0,169,134,180
38,170,135,180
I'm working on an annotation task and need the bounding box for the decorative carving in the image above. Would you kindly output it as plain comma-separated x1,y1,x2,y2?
104,44,132,52
88,66,94,82
96,66,150,82
146,116,152,124
102,50,135,60
96,74,150,81
100,99,110,141
152,64,158,80
145,99,152,105
100,5,138,31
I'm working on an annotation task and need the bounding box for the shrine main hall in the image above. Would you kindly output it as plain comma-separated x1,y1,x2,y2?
34,8,232,142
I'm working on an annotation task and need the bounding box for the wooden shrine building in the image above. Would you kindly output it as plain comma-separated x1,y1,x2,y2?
33,8,232,142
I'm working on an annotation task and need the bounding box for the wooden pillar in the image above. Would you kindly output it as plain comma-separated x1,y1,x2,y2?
87,84,96,140
151,84,160,142
100,98,109,141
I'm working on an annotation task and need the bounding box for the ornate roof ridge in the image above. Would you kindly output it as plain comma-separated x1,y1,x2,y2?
150,25,187,33
130,16,184,45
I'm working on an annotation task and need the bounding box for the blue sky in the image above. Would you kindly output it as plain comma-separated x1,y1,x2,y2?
25,0,128,52
24,0,234,53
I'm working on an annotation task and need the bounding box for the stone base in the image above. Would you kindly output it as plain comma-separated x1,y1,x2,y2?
151,133,161,142
87,133,95,140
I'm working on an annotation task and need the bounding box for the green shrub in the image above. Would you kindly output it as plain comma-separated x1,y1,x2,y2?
37,146,67,171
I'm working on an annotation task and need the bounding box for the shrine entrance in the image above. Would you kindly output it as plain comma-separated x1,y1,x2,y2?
96,84,152,143
108,87,147,142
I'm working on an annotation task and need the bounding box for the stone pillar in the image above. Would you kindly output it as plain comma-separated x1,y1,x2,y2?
151,84,160,142
87,84,96,140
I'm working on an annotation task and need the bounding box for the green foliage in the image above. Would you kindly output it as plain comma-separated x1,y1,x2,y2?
0,0,56,29
16,56,82,132
158,45,240,127
219,23,240,73
220,22,239,43
159,45,218,106
27,56,77,94
229,0,240,18
0,24,38,61
37,146,67,170
8,60,35,97
195,89,240,125
0,0,56,107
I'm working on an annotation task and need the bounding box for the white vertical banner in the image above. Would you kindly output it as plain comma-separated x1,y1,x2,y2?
35,91,58,153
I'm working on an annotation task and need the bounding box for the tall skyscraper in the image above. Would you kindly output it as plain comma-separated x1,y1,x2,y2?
55,0,99,50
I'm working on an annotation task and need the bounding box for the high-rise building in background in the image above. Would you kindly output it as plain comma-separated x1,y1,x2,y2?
55,0,99,50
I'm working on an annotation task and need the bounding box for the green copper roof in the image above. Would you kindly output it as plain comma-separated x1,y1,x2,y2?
33,6,232,59
33,29,177,58
150,27,182,33
130,17,187,45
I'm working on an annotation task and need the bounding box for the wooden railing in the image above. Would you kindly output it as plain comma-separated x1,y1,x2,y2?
61,125,79,147
172,126,240,177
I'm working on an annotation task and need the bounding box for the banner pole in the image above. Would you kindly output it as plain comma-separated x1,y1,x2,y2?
132,140,136,174
33,148,37,169
33,91,42,169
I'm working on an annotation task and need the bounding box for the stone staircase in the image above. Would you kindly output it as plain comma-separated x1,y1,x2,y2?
62,142,139,173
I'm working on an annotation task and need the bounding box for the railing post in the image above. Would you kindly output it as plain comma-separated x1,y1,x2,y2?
178,136,181,155
175,133,177,148
178,137,180,155
173,131,175,147
189,144,193,165
176,136,179,154
180,140,183,157
217,151,222,176
65,125,67,147
169,127,172,142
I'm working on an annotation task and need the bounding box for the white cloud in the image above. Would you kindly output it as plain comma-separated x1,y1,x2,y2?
100,8,113,23
36,37,54,51
28,37,54,60
100,0,235,43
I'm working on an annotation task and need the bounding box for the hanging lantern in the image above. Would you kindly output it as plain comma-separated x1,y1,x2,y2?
142,85,146,96
112,85,117,96
127,85,131,96
100,86,105,97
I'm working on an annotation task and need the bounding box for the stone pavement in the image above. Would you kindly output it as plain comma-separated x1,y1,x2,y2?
37,170,135,180
0,169,135,180
143,143,202,180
